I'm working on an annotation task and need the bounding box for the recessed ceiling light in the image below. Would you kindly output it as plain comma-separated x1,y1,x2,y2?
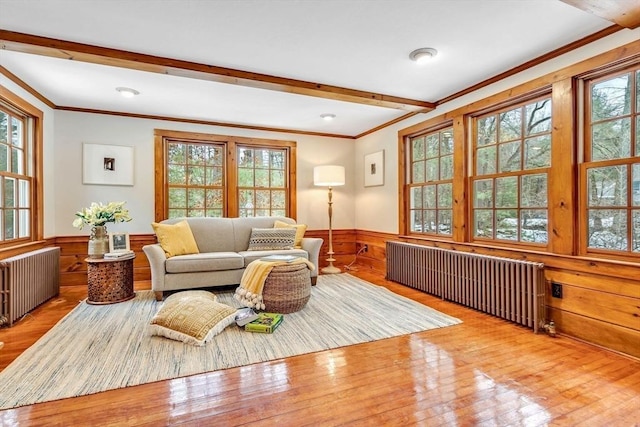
116,87,140,98
320,113,336,121
409,48,438,64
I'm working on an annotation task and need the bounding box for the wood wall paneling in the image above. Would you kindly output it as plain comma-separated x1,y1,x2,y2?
549,78,577,255
354,229,393,275
15,226,640,359
352,230,639,359
305,229,356,273
55,235,154,287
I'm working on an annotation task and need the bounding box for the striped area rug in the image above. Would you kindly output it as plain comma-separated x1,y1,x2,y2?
0,274,461,410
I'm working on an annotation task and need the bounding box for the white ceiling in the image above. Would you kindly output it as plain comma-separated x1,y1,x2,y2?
0,0,613,137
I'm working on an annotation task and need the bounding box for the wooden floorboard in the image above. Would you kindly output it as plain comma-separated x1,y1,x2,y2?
0,270,639,426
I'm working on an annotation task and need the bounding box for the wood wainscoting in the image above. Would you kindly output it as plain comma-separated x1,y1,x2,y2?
54,230,360,288
304,229,355,272
398,237,640,359
54,234,155,287
51,229,640,359
345,231,640,359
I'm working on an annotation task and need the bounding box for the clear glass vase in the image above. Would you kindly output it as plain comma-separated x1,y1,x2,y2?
88,225,109,258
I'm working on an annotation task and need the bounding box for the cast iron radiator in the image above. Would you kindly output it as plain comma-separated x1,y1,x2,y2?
386,242,545,332
0,247,60,326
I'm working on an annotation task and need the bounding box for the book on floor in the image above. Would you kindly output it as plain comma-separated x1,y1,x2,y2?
235,308,259,327
244,312,283,333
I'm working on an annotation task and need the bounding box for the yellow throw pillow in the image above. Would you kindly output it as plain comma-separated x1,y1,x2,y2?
151,220,200,258
274,220,307,249
149,290,236,346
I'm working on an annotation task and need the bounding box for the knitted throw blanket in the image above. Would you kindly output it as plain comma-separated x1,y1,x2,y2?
234,258,315,310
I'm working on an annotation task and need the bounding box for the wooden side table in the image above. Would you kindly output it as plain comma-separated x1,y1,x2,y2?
85,255,135,304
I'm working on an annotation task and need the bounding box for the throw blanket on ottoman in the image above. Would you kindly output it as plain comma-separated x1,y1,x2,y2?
234,258,315,310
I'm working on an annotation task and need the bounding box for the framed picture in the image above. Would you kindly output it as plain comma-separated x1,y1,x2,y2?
83,143,134,186
364,150,384,187
109,232,131,253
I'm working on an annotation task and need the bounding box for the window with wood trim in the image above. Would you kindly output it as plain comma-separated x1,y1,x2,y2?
0,88,40,246
166,141,226,218
471,96,552,245
237,146,288,217
408,126,454,236
155,130,296,221
581,65,640,255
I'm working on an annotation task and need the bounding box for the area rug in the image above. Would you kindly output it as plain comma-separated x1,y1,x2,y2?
0,273,461,410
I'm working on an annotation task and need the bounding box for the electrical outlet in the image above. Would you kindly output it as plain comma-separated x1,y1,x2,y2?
551,282,563,299
363,244,368,252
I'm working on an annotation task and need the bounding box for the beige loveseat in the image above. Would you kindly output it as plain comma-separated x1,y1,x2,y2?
143,217,322,300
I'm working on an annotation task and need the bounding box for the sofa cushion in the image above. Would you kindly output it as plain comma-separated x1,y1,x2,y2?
160,217,237,253
247,228,296,251
149,290,236,346
152,220,199,258
166,252,244,273
274,220,307,248
239,249,309,267
231,216,295,251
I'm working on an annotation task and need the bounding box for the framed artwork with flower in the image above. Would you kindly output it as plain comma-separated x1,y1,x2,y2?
82,143,134,186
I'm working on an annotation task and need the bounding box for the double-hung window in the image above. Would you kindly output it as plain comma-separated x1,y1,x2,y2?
581,65,640,255
408,126,454,236
0,87,40,247
471,97,552,245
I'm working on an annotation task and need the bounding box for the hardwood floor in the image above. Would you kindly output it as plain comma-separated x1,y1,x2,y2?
0,270,639,426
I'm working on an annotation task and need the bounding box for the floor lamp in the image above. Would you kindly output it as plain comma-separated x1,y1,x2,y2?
314,165,345,274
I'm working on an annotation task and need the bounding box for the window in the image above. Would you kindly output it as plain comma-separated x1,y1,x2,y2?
408,127,454,236
237,146,288,217
582,66,640,255
0,86,41,247
155,130,296,221
471,97,552,245
166,141,226,218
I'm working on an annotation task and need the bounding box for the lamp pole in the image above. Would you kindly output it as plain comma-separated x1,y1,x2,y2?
322,185,340,274
313,164,345,275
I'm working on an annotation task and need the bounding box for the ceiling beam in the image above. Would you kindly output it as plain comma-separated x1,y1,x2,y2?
0,30,435,112
559,0,640,29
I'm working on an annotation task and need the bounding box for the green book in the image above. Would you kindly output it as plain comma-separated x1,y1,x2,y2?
244,312,284,333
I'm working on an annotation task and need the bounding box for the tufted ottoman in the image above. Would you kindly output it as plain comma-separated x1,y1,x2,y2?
262,262,312,313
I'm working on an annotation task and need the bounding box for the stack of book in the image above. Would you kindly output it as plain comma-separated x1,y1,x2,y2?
104,251,134,260
244,312,283,333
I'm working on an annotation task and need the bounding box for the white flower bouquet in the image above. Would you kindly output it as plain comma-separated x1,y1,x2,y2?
73,201,132,229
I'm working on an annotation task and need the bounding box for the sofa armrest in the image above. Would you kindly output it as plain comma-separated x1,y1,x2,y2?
142,244,167,291
301,237,323,277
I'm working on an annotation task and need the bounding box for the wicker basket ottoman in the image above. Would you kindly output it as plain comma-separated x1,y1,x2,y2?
262,262,312,313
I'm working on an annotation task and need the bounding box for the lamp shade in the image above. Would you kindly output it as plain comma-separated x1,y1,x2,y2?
314,165,345,187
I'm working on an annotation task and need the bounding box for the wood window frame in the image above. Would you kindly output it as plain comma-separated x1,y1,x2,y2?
579,63,640,260
406,123,456,237
399,116,467,241
469,93,553,249
0,85,43,252
153,129,297,222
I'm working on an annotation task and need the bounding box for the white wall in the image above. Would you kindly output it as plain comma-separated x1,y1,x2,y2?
0,77,57,238
354,27,640,234
54,112,355,236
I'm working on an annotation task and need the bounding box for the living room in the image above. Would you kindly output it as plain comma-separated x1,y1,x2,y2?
0,0,639,424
